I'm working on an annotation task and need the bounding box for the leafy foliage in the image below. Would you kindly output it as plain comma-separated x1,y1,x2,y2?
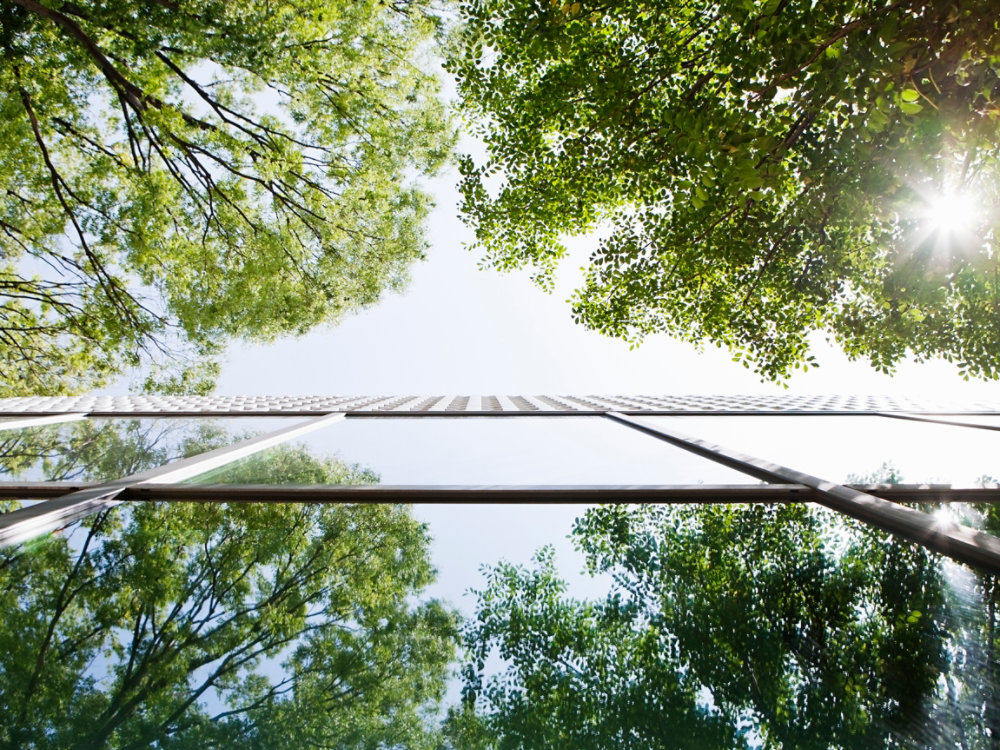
450,0,1000,380
1,0,453,394
462,504,959,749
0,420,457,749
0,417,223,481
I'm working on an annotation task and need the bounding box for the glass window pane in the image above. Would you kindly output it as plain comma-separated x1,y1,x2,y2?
0,418,33,430
643,415,1000,487
189,416,757,485
0,417,305,483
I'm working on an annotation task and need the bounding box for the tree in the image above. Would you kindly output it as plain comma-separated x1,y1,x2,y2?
1,417,224,482
0,416,380,485
943,475,1000,750
449,0,1000,380
462,503,960,749
1,0,453,395
0,420,458,749
461,545,740,750
978,496,1000,749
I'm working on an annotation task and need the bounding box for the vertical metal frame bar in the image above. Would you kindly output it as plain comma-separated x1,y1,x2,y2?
604,412,1000,574
0,412,346,548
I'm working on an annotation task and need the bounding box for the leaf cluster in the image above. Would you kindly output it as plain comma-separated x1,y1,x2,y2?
0,417,458,749
450,0,1000,380
1,0,454,394
461,503,964,748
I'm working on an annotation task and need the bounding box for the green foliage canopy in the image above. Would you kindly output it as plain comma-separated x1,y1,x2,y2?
450,0,1000,380
462,504,971,749
1,0,452,394
0,420,457,749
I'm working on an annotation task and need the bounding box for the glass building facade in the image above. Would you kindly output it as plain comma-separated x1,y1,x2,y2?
1,393,999,574
2,393,1000,748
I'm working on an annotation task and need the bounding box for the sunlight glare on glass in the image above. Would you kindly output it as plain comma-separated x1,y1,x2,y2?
932,505,958,527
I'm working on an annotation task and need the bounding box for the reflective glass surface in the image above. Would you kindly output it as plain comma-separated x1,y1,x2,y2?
2,411,998,747
0,417,304,483
455,502,1000,749
0,499,44,511
645,415,1000,487
0,499,995,748
189,416,757,485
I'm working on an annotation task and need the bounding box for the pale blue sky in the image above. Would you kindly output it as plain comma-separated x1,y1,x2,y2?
212,156,1000,400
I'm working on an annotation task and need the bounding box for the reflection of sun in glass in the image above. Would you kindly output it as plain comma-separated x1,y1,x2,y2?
932,505,957,526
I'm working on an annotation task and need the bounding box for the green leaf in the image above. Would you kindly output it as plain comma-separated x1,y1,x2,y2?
0,420,457,748
0,0,453,395
462,504,951,748
450,0,1000,382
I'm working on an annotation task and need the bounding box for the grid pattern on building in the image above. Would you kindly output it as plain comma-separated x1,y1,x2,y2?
2,393,999,415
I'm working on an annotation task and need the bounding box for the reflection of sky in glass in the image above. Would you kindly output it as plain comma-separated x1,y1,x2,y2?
644,415,999,487
191,416,756,485
2,418,997,743
0,417,303,483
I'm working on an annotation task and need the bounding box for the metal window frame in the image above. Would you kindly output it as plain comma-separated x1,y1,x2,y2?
1,395,999,573
605,412,1000,573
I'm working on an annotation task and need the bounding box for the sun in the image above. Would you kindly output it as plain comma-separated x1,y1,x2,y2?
920,189,981,237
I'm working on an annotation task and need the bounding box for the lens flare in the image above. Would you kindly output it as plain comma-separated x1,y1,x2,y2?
922,190,980,236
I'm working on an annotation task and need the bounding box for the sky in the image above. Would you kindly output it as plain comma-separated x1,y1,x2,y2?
211,155,1000,400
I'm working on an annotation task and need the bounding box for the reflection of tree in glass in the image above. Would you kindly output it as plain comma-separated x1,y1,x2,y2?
459,503,973,749
976,491,1000,750
0,422,454,748
0,419,376,485
189,440,378,486
850,464,1000,749
0,419,206,482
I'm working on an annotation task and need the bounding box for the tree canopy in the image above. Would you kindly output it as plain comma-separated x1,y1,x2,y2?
449,0,1000,380
460,502,995,749
0,420,458,749
1,0,452,395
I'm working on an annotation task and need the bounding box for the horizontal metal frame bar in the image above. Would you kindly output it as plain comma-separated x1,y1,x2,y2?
605,412,1000,574
1,482,998,504
341,410,1000,418
0,412,346,547
120,484,815,503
